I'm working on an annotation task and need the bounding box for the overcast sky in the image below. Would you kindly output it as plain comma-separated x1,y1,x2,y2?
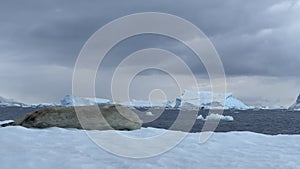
0,0,300,106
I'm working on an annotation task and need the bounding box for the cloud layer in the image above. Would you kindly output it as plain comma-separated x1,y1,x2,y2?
0,0,299,106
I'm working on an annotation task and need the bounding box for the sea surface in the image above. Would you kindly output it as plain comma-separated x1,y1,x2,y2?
1,106,300,135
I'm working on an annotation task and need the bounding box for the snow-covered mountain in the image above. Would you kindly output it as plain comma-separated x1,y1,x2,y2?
60,95,113,106
288,94,300,111
0,96,57,108
0,96,27,107
175,89,250,110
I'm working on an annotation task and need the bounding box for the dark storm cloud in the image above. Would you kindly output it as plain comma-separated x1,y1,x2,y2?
0,0,299,104
1,0,299,75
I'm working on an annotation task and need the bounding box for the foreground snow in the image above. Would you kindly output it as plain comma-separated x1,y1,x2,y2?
0,125,299,169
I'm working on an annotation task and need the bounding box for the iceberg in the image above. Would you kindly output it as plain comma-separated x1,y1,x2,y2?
145,111,154,116
196,114,234,121
0,90,248,110
0,95,173,108
196,114,205,120
60,95,112,107
175,89,249,110
120,99,174,108
30,103,58,108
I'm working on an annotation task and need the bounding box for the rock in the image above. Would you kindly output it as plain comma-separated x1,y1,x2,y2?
0,122,14,127
10,104,142,130
296,94,300,103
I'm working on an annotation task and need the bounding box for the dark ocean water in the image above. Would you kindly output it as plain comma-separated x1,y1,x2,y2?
0,107,39,121
1,107,300,135
139,109,300,135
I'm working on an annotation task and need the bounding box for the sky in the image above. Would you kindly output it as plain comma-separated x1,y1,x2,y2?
0,0,300,107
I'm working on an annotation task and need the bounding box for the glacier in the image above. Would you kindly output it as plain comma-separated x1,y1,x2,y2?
175,89,249,110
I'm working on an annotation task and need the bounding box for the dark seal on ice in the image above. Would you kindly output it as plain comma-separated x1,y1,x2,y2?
3,104,142,130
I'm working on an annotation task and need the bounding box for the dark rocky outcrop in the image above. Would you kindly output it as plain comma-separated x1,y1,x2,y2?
3,104,142,130
289,94,300,111
0,121,14,127
297,94,300,103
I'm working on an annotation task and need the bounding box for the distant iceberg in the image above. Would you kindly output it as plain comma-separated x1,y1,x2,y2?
60,95,112,107
29,103,58,108
197,114,234,121
0,90,249,110
175,89,249,110
120,99,174,108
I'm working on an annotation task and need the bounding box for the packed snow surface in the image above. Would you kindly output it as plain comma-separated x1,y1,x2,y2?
177,89,250,110
0,126,299,169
